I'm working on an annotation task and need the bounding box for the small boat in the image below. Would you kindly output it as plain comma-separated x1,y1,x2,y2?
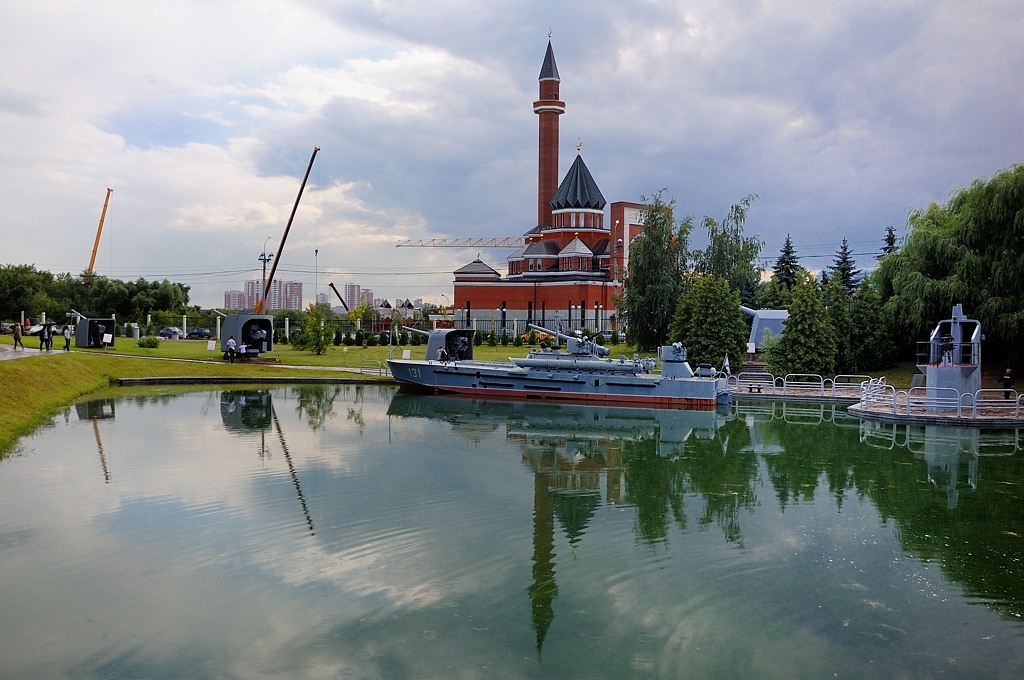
387,324,732,410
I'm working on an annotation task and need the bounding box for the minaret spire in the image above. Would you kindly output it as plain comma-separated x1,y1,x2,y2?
534,38,565,228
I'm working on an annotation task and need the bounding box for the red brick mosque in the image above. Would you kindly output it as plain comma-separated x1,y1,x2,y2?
452,40,644,336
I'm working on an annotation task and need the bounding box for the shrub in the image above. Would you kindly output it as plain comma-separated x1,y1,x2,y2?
137,336,160,349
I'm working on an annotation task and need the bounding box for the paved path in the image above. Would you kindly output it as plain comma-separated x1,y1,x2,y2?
0,345,63,361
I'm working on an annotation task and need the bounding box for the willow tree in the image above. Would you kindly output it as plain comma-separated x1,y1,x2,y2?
621,191,691,350
875,164,1024,363
690,194,764,302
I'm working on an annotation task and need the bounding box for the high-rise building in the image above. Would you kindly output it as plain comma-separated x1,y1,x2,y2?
229,280,304,311
224,290,246,311
343,283,361,310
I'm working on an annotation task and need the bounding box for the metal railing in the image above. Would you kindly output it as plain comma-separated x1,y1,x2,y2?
856,380,1023,419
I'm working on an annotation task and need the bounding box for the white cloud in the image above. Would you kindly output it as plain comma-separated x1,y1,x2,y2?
2,0,1022,306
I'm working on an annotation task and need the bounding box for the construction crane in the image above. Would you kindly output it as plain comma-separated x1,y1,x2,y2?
327,282,350,312
87,188,113,280
255,147,319,314
395,236,525,248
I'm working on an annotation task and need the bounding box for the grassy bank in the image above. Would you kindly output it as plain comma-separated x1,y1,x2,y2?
0,351,377,455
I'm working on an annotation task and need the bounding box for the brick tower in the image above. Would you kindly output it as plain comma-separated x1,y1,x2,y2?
534,40,564,228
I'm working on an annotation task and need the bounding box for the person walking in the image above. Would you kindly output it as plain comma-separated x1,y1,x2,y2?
13,322,24,350
39,325,48,351
63,325,72,351
999,368,1015,400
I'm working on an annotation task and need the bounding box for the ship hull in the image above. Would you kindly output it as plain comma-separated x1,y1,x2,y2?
387,359,731,410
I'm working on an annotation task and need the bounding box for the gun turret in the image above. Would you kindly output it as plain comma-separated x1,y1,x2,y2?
528,323,610,357
402,325,431,338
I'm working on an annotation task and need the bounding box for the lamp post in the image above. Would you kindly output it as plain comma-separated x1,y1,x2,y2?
258,236,274,305
441,293,449,324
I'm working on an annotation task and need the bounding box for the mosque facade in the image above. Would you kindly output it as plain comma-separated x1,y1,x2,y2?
452,41,644,336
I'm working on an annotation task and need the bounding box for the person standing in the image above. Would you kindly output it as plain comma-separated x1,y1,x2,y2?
13,322,24,350
999,368,1015,400
226,335,237,363
63,325,72,351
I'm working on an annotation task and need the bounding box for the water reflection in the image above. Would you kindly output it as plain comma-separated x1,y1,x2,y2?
5,387,1024,678
219,389,316,535
220,389,273,432
389,393,1024,644
75,397,116,482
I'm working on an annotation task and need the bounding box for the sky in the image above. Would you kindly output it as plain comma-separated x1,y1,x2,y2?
2,0,1022,309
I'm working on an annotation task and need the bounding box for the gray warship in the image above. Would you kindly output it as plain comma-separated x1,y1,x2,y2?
387,324,732,410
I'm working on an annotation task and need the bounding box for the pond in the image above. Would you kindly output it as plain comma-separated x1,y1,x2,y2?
2,385,1024,679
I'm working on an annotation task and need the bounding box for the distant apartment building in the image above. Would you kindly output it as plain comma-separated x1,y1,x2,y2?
222,280,304,311
224,290,246,311
343,283,361,310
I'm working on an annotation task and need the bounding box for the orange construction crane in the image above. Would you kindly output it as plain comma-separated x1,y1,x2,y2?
255,147,319,314
87,188,113,280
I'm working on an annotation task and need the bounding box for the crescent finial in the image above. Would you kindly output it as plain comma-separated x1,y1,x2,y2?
577,137,583,153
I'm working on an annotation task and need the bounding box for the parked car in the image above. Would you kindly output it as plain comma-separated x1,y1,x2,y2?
187,328,211,339
158,326,184,339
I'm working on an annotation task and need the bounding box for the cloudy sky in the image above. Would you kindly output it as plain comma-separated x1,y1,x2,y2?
2,0,1021,309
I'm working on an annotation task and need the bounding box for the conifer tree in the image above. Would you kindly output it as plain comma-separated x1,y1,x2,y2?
772,233,801,289
670,275,747,368
830,238,861,293
878,226,898,260
765,273,836,376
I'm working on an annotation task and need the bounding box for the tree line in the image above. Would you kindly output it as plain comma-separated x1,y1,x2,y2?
619,163,1024,375
0,266,190,326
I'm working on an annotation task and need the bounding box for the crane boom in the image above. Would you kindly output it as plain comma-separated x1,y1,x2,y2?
327,282,350,312
255,146,319,314
395,237,525,248
87,188,113,278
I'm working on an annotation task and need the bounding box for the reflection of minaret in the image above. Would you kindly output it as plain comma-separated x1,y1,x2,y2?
534,38,564,228
528,462,558,658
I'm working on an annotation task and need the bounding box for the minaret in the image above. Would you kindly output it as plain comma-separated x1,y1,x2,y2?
534,39,564,229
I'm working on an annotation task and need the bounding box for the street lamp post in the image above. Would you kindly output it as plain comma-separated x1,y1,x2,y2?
258,237,274,306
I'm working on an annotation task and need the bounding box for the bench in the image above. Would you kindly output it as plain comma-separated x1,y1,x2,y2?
746,384,765,393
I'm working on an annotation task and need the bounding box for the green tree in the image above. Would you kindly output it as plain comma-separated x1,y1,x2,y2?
621,191,691,350
850,277,893,371
878,225,898,260
823,275,853,374
765,273,836,376
292,304,333,355
771,233,801,289
830,238,861,294
690,194,763,301
670,275,747,369
875,164,1024,363
752,277,792,310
